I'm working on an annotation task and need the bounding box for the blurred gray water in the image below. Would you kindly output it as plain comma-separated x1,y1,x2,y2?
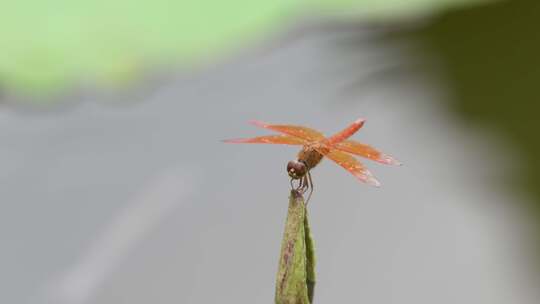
0,28,537,304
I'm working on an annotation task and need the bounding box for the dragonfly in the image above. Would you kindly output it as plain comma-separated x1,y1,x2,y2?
224,118,400,201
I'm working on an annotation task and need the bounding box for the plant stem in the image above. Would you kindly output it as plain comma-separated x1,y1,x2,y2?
275,190,316,304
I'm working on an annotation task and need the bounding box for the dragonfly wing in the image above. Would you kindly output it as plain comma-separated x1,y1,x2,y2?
322,149,380,187
223,135,306,145
249,120,325,142
325,118,365,145
333,140,401,165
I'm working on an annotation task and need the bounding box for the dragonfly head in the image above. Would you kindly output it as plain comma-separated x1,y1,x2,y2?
287,160,307,179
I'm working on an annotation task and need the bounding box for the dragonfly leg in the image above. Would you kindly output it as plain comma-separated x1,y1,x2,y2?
300,175,307,192
305,170,314,205
290,177,302,192
290,173,313,204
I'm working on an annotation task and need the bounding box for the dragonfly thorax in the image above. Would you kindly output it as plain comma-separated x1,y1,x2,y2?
298,145,326,171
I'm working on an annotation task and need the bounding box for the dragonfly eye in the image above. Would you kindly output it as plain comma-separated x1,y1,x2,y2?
287,160,307,179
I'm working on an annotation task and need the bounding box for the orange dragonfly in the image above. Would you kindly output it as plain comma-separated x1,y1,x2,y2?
224,118,400,199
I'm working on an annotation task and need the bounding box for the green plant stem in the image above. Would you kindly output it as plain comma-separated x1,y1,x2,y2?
275,190,316,304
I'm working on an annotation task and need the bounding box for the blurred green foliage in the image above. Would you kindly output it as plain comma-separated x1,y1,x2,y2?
0,0,490,97
312,0,493,18
0,0,293,95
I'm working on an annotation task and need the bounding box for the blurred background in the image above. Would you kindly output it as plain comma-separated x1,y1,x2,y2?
2,0,540,303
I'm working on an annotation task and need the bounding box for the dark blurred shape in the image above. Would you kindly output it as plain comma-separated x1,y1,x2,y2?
338,0,540,265
411,0,540,249
418,1,540,197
